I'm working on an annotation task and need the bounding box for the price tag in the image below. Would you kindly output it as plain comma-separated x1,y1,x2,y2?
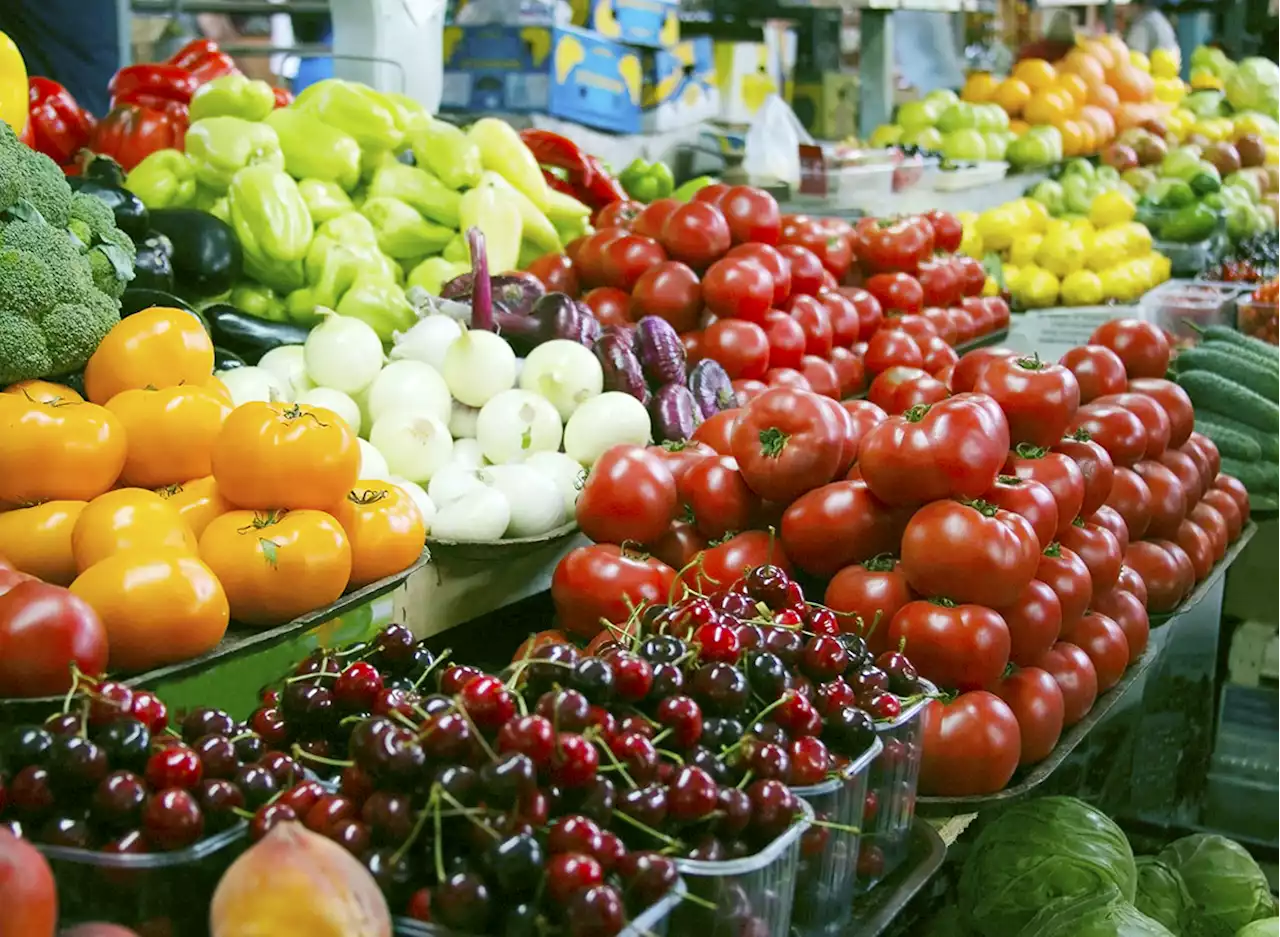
798,144,828,197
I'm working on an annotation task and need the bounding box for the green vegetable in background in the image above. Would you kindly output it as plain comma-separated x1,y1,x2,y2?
186,116,284,192
469,117,549,210
285,241,360,324
408,117,482,190
672,175,716,202
442,234,467,264
959,797,1138,937
1147,179,1196,209
1159,203,1218,243
297,179,353,225
336,273,416,340
228,165,313,265
263,108,362,192
366,162,461,228
1190,163,1222,196
1234,918,1280,937
125,149,198,210
1133,857,1195,935
619,157,675,203
293,79,404,153
189,74,276,122
360,196,453,259
1015,887,1174,937
307,213,401,286
1157,835,1278,937
543,188,592,228
229,283,287,323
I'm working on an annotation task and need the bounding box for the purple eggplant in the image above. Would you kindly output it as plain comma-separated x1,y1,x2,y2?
442,271,545,317
688,359,736,418
594,331,650,405
635,316,686,386
491,291,601,352
650,384,701,443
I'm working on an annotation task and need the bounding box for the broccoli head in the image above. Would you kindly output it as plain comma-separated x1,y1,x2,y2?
0,124,73,228
0,215,93,275
0,313,55,385
68,191,119,244
42,292,119,375
0,247,60,320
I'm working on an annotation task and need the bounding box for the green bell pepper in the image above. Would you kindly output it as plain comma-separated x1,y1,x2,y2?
125,149,198,209
186,116,284,192
229,165,314,267
189,74,276,123
366,162,461,228
336,274,417,341
460,184,523,274
672,175,716,202
286,242,362,324
408,257,468,295
619,158,675,203
361,196,454,259
298,179,354,225
230,283,288,323
293,79,404,154
263,108,362,192
308,213,402,287
408,118,483,191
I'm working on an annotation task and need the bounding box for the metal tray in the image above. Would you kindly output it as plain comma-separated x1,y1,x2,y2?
1149,520,1257,626
425,521,580,562
844,820,947,936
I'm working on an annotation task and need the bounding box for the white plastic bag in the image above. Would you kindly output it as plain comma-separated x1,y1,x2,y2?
742,95,814,186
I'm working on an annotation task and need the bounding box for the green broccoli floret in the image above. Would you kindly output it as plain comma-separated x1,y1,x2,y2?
43,293,119,375
100,226,137,265
66,218,92,252
0,248,60,320
88,240,136,300
0,216,91,273
0,120,74,227
0,313,55,385
68,191,118,243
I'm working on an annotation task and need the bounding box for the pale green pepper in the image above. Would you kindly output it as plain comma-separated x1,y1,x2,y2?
384,92,429,133
459,185,522,274
189,74,276,122
263,108,362,192
408,118,482,190
366,162,461,228
124,149,198,209
469,117,549,210
186,116,284,192
286,242,362,324
293,79,404,153
307,213,401,286
242,252,305,295
543,188,592,228
361,196,454,259
336,275,417,341
298,179,354,224
408,257,469,295
228,165,314,268
481,172,559,254
442,234,467,264
230,283,287,322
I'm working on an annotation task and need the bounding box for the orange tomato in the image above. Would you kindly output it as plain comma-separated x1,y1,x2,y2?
331,482,426,588
2,380,84,403
0,501,87,584
106,385,231,488
962,72,1000,103
1080,39,1116,72
72,488,197,573
156,477,232,539
1061,50,1107,89
1087,82,1121,112
198,509,351,626
1013,59,1057,92
1110,65,1154,103
993,78,1032,116
1080,104,1117,143
0,395,126,506
1024,89,1074,126
211,402,360,512
83,308,215,405
205,376,234,408
1054,73,1089,107
70,551,229,671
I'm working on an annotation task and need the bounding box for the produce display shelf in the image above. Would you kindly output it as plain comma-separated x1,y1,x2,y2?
1149,521,1257,626
841,820,947,937
955,329,1009,354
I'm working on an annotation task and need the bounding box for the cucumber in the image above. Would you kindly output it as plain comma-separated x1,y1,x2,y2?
1175,346,1280,400
1197,325,1280,362
1177,370,1280,432
1220,456,1280,493
1198,339,1280,375
1193,414,1264,461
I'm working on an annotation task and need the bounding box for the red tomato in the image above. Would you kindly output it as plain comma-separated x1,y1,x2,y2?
923,210,963,253
818,291,861,347
599,235,668,292
962,297,996,337
1201,489,1243,542
661,203,732,269
526,253,580,296
1061,611,1129,691
648,521,707,572
996,579,1063,666
816,395,859,475
565,235,588,266
921,307,959,345
0,568,34,598
1059,517,1122,595
718,186,782,245
1033,641,1099,726
1174,518,1214,581
1091,586,1149,662
854,217,934,274
919,692,1021,796
900,500,1039,608
1093,393,1171,459
1059,345,1128,403
837,287,884,340
0,828,58,937
951,346,1016,393
576,445,678,545
1067,404,1147,467
863,329,924,375
678,455,760,540
985,475,1059,550
727,243,791,305
799,356,840,399
935,364,955,389
575,227,628,287
954,256,987,296
1122,541,1187,612
786,295,835,358
552,544,677,639
916,259,962,308
865,273,924,314
1156,448,1202,509
841,399,888,447
782,219,854,279
984,297,1012,330
776,245,826,296
1004,448,1085,538
1187,502,1229,561
781,480,910,577
829,347,866,398
1128,378,1194,448
583,287,632,327
1087,504,1130,555
683,329,705,364
648,440,715,486
629,261,702,332
824,556,915,654
691,409,740,455
868,366,929,413
1052,435,1115,516
883,313,938,344
701,320,770,380
859,393,1010,506
692,184,731,205
700,257,773,325
888,601,1011,691
760,311,806,370
682,530,791,594
1213,472,1250,520
1188,433,1222,484
919,334,959,375
1037,543,1093,629
632,199,681,240
1156,539,1197,599
1104,466,1153,541
976,355,1081,447
1089,318,1171,379
0,581,109,697
995,667,1064,765
1132,460,1187,540
594,200,643,230
765,367,811,392
948,307,978,345
731,389,843,503
1117,564,1149,606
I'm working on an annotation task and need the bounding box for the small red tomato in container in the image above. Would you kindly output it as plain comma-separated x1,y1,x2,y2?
727,243,791,304
975,354,1081,447
1088,318,1171,378
718,185,782,245
630,261,703,332
701,257,773,324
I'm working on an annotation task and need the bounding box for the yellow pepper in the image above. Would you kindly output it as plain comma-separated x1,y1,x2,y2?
0,31,28,137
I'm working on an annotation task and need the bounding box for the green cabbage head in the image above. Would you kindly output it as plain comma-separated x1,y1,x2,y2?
1225,58,1280,115
1158,835,1278,937
1135,856,1195,934
1017,887,1176,937
1235,919,1279,937
959,797,1138,937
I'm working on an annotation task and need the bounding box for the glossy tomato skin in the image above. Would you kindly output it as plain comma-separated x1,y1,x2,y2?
786,295,835,358
1033,641,1098,726
1156,449,1202,510
919,334,959,375
865,273,924,315
919,692,1021,796
575,228,627,287
583,287,632,328
1091,587,1149,662
948,308,977,345
950,347,1016,393
760,311,806,371
799,356,840,399
961,297,995,337
691,409,740,455
996,579,1063,667
884,314,938,344
776,245,825,296
995,667,1064,765
702,257,773,325
829,347,866,399
730,389,843,504
1061,612,1129,691
0,396,127,506
1087,504,1130,555
781,480,911,577
854,217,933,275
815,396,859,475
923,210,962,252
0,829,58,936
868,366,930,414
1089,318,1171,379
837,287,883,340
1004,449,1085,538
1187,502,1229,562
552,545,677,639
576,445,678,546
1132,459,1188,540
1059,346,1128,403
888,601,1010,691
719,186,782,245
858,393,1010,506
1213,472,1250,520
599,235,668,291
1052,435,1115,516
920,307,959,346
975,355,1081,447
681,531,791,594
1067,404,1147,468
916,259,962,308
1188,433,1222,484
1104,466,1153,541
630,261,703,332
1174,518,1215,582
782,217,853,279
1156,540,1197,598
594,200,642,230
701,320,770,380
823,558,915,653
900,500,1039,609
526,253,581,296
984,476,1059,551
863,329,924,375
648,520,708,572
765,368,811,392
660,203,731,269
727,243,791,305
1037,543,1093,629
840,399,889,450
678,455,759,540
1128,378,1194,448
1122,541,1185,612
819,291,862,347
0,581,109,697
1093,393,1171,460
1201,489,1243,542
1059,517,1123,596
954,256,987,296
648,440,716,487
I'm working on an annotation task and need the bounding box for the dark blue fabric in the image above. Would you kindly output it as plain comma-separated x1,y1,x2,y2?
0,0,120,117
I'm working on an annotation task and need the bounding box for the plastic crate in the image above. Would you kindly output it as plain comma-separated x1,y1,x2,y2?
394,878,687,936
39,823,248,934
1138,278,1249,343
857,691,930,892
1236,294,1279,345
671,798,814,937
791,736,883,935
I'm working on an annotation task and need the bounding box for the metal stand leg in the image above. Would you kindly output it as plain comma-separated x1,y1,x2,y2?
859,10,894,141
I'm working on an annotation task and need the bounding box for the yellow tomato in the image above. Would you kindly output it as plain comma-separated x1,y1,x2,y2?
156,477,232,539
0,500,86,584
1099,263,1141,302
83,308,215,406
982,275,1000,297
1061,270,1105,306
1150,48,1180,80
962,71,1001,103
0,394,126,507
1089,189,1136,228
106,385,232,488
1128,50,1151,73
2,379,83,403
975,207,1018,251
1009,232,1044,267
1001,264,1023,292
1020,198,1051,233
331,482,426,587
959,224,983,257
1013,59,1058,92
72,488,197,573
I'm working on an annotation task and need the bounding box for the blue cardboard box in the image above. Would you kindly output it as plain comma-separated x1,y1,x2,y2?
571,0,680,49
643,36,719,131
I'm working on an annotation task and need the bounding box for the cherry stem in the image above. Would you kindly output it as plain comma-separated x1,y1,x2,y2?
231,806,255,820
432,792,446,883
411,648,452,691
613,808,683,848
655,748,685,765
679,891,719,911
290,744,353,769
449,697,498,763
735,769,755,791
394,788,439,865
808,817,862,835
593,736,638,790
439,786,499,840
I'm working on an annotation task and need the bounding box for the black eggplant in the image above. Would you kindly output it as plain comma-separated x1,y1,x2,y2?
68,178,149,241
81,154,127,187
132,233,175,293
205,304,309,365
214,347,247,370
147,208,243,299
119,287,209,333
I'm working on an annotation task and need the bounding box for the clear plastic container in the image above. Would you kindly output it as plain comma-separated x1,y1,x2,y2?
39,823,248,934
671,798,814,937
790,736,883,935
1236,295,1279,345
931,160,1009,192
1138,278,1250,344
857,691,931,892
1152,227,1228,279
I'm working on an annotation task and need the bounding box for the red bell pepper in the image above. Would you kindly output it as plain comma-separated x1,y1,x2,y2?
167,38,239,85
582,155,628,207
272,86,294,109
27,77,95,165
542,168,580,198
520,128,628,210
109,89,189,123
90,104,186,172
108,64,198,107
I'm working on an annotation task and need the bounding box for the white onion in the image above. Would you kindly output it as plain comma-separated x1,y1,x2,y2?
519,340,604,421
451,438,487,470
256,345,314,401
391,315,465,372
429,486,510,542
369,408,453,484
304,311,384,394
449,400,480,439
475,389,563,465
563,392,652,467
427,463,487,507
387,476,436,532
216,366,286,407
524,451,588,515
366,359,452,426
441,329,516,407
298,387,362,436
357,438,390,479
480,464,566,537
